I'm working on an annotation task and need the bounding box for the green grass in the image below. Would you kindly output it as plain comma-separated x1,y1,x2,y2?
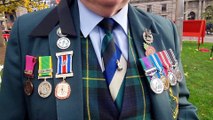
181,41,213,120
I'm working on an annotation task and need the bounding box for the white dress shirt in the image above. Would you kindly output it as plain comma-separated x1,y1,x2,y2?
78,0,128,71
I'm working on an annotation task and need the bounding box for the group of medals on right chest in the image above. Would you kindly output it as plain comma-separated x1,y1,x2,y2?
24,28,73,100
140,29,183,94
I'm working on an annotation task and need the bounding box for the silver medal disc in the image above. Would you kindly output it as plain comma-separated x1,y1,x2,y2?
57,37,71,49
150,77,164,94
175,69,183,82
55,81,71,100
168,71,177,86
38,80,52,98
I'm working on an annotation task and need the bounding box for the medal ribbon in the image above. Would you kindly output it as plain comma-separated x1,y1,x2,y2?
166,49,177,66
56,51,73,78
38,56,53,79
25,55,37,78
157,51,171,75
149,53,163,78
139,57,156,82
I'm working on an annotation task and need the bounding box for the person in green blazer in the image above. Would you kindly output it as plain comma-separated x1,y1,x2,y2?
0,0,198,119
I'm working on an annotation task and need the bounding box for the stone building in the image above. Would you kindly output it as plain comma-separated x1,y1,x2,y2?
130,0,213,21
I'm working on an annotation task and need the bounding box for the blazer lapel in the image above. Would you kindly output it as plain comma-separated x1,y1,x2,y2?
127,5,173,120
31,0,84,119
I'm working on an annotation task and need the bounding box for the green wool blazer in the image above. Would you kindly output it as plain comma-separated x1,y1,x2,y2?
0,0,198,119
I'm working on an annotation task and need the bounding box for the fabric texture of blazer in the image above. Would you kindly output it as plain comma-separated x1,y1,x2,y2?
0,0,199,119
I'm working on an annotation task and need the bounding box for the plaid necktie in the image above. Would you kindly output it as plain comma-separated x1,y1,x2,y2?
99,18,127,111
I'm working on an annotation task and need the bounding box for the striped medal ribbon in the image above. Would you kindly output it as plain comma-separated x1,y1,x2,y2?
149,53,169,90
55,51,73,100
38,56,53,98
166,49,183,82
140,56,164,94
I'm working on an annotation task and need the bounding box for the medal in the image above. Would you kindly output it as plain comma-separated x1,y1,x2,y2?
150,76,164,94
24,79,34,96
166,49,183,82
140,57,163,94
168,71,177,86
55,51,74,99
38,79,52,98
175,68,183,82
149,53,169,90
38,56,53,98
56,28,70,49
24,55,37,96
55,79,71,100
57,37,71,50
145,45,156,56
160,75,170,90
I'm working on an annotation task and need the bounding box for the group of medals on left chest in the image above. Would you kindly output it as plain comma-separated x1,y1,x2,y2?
24,28,73,100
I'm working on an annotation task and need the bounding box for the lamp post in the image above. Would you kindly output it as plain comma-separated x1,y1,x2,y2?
175,0,184,51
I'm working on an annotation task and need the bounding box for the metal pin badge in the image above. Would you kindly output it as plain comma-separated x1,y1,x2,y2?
56,28,71,50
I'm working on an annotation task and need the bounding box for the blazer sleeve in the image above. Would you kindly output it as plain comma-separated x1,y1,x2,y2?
0,18,28,120
170,21,199,120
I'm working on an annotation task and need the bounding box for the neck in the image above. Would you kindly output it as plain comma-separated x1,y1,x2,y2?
80,0,129,17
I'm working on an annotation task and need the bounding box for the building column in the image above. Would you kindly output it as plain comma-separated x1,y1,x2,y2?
198,0,202,19
185,1,189,20
203,0,206,13
175,0,184,50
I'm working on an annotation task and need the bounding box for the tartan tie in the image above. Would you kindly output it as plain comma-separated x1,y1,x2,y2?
99,18,127,111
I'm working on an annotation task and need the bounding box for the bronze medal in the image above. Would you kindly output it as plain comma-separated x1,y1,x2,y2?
24,79,34,96
145,46,156,56
160,75,170,90
55,81,71,100
38,80,52,98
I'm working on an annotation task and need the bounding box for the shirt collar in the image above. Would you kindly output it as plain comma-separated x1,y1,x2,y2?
78,0,128,38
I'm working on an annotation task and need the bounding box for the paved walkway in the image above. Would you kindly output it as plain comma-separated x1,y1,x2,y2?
183,35,213,43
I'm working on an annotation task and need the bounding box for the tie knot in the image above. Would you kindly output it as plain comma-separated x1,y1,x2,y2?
99,18,117,33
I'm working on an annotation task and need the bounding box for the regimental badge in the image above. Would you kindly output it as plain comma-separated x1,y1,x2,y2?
38,56,53,98
56,28,71,50
143,29,156,56
55,51,73,100
143,29,153,44
24,55,37,96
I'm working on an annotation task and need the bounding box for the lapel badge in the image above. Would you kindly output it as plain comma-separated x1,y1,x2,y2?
56,28,71,50
55,51,73,100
